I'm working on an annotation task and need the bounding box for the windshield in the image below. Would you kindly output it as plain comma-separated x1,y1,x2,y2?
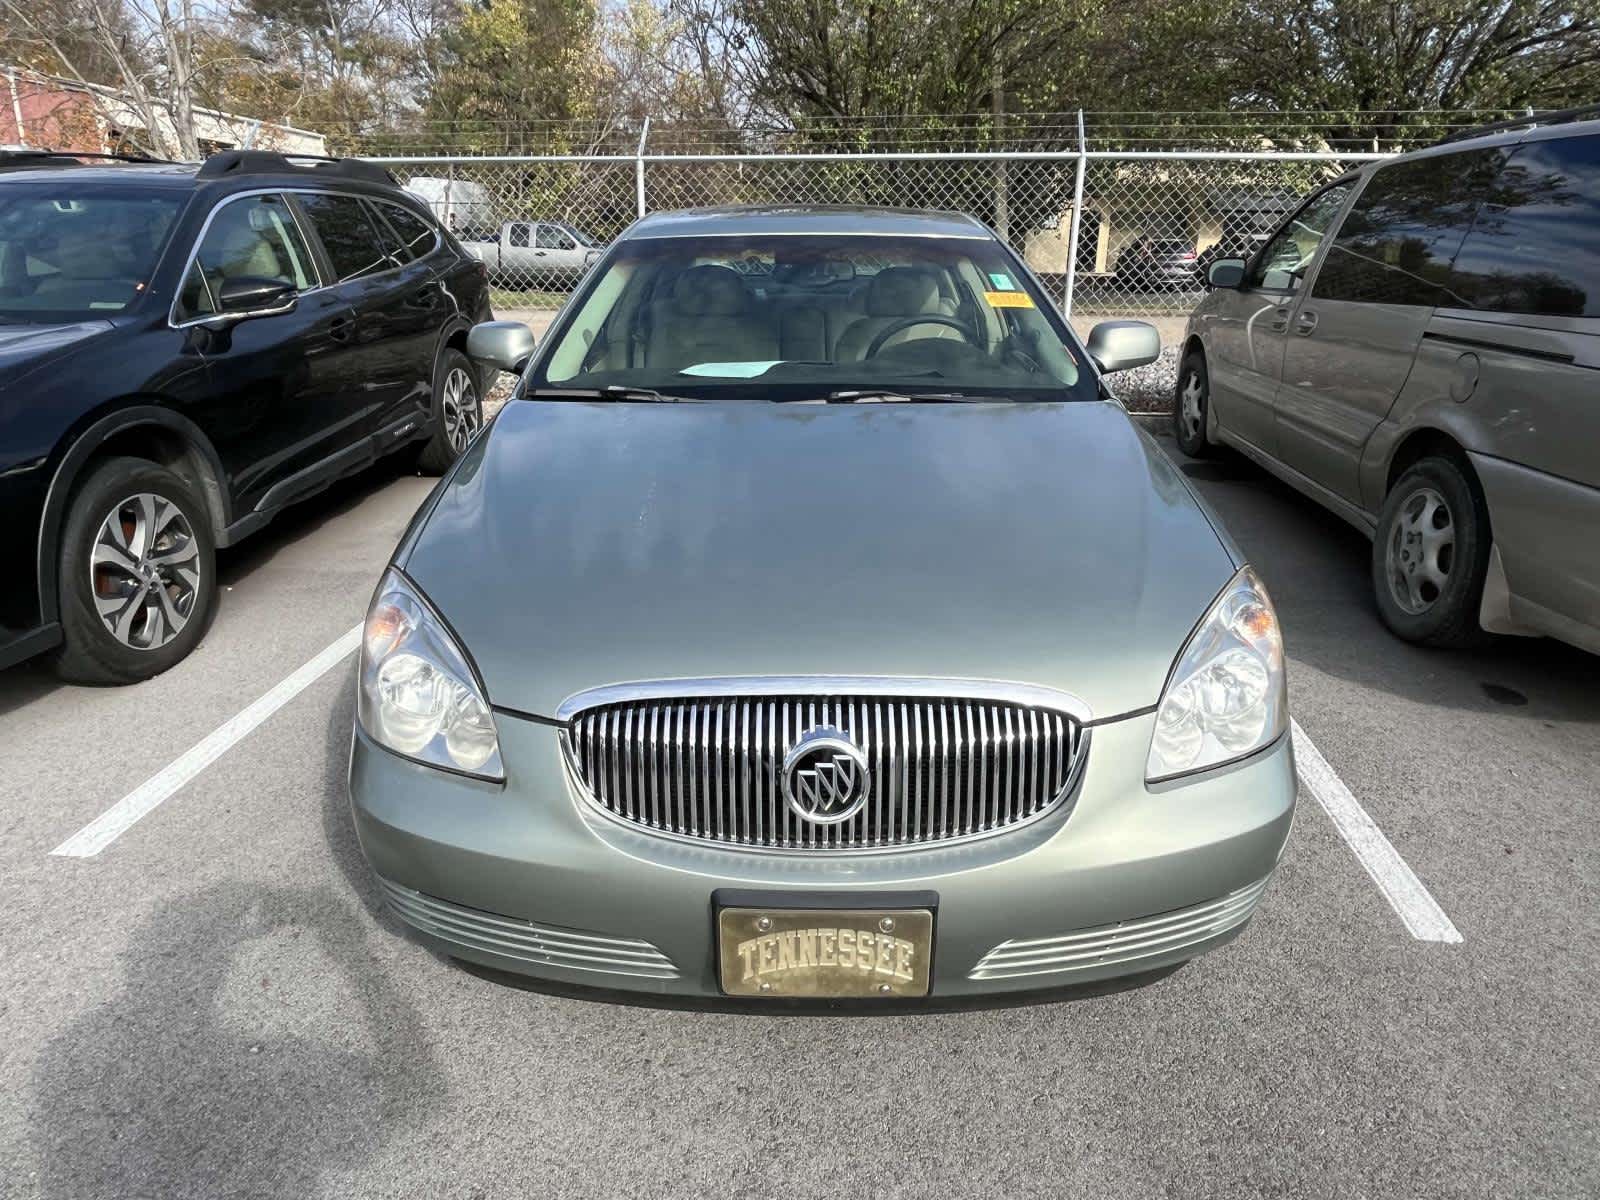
532,233,1095,402
0,181,184,323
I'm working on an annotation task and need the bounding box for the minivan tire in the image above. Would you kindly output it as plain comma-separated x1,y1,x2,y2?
416,347,483,475
53,456,217,685
1371,455,1491,648
1174,350,1215,458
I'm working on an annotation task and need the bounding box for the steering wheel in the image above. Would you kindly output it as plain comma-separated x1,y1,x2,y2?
863,315,976,359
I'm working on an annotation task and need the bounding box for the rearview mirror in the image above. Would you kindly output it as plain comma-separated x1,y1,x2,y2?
467,320,538,375
210,276,297,322
1086,320,1161,374
1206,258,1246,289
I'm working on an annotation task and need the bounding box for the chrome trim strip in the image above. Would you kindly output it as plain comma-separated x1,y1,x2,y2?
555,676,1094,723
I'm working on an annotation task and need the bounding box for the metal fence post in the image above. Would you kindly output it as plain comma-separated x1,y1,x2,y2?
635,116,651,218
1062,109,1086,320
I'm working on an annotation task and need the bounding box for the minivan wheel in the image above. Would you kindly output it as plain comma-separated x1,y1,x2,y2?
52,456,216,685
1371,456,1491,647
416,347,482,475
1173,351,1215,458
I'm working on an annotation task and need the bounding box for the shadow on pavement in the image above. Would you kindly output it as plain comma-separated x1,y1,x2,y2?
28,879,442,1198
1162,436,1600,725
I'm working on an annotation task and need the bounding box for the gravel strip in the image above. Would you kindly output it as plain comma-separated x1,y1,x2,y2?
1106,344,1179,414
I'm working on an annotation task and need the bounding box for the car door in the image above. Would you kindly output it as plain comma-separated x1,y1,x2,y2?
535,222,584,282
1429,133,1600,638
1202,181,1355,456
292,190,438,442
362,197,453,442
171,190,366,512
1274,149,1500,503
501,221,536,284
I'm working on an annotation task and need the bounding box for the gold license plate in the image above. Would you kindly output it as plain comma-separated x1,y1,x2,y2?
717,907,933,998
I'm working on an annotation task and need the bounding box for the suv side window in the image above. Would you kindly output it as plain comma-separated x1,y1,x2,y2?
295,192,394,281
1248,183,1353,290
1448,133,1600,317
379,202,437,259
1312,149,1501,306
175,192,316,322
536,223,576,250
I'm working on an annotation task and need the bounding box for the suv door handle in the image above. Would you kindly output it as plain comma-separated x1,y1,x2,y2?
1295,310,1319,335
329,314,355,342
1269,306,1291,333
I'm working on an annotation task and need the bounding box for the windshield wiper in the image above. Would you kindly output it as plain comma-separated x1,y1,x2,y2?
822,389,987,404
529,386,695,403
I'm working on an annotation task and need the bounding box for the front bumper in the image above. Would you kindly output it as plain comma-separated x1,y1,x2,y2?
349,710,1295,1002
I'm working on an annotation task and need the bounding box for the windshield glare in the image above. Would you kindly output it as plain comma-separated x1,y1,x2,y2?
535,233,1094,401
0,183,183,323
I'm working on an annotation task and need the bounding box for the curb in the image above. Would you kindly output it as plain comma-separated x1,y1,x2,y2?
1128,411,1170,435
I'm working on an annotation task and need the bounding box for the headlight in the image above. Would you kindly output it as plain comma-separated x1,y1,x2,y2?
357,568,503,780
1146,565,1286,782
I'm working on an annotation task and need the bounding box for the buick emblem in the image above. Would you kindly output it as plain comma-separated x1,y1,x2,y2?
782,727,871,825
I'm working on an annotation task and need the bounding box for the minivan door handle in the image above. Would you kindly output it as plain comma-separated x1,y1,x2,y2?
1269,306,1291,333
1295,309,1319,336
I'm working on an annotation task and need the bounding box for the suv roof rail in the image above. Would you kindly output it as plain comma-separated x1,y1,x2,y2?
0,147,174,168
1433,103,1600,147
196,149,396,186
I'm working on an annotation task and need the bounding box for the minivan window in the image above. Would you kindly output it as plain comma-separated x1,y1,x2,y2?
296,192,393,281
1312,149,1501,307
175,192,316,321
0,182,182,322
1248,183,1352,290
1448,133,1600,317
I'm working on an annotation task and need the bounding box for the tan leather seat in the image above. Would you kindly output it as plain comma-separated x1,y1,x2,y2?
834,267,961,362
644,264,778,370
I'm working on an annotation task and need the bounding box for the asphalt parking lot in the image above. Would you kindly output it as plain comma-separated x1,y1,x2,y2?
1,423,1597,1199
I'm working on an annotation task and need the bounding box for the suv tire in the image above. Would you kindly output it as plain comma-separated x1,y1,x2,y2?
1174,350,1215,458
1371,455,1491,647
416,347,483,475
53,456,217,684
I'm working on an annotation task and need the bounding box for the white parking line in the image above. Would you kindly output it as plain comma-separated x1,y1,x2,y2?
51,624,363,859
1292,718,1463,944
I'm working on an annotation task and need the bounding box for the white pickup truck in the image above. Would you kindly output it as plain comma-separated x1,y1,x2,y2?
460,220,603,288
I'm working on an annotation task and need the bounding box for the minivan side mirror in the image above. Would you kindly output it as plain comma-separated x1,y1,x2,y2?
467,319,538,375
1086,320,1161,374
1206,258,1247,289
209,276,297,323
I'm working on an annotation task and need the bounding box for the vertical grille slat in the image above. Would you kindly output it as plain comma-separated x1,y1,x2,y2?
564,690,1084,851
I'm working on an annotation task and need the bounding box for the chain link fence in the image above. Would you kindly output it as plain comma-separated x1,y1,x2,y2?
370,146,1387,320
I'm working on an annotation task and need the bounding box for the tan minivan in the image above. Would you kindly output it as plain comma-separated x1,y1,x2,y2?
1178,109,1600,654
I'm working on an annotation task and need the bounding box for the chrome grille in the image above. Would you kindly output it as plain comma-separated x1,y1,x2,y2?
561,686,1087,850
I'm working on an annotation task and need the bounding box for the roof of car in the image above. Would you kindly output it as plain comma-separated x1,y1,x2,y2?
622,205,995,241
0,160,202,187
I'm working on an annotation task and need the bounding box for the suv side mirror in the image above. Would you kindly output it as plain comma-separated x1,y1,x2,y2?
467,320,538,374
1206,258,1246,289
1086,320,1161,374
210,276,297,322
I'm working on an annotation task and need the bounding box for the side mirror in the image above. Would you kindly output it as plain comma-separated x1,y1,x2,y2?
1086,320,1161,374
1206,258,1246,289
209,276,297,323
466,319,537,375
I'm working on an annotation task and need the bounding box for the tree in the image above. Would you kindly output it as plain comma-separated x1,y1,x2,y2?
1,0,213,158
1227,0,1600,146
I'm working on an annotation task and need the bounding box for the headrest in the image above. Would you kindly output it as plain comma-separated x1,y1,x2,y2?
672,264,748,316
865,267,941,317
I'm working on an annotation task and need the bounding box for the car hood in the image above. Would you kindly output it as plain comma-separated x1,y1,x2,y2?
402,399,1238,720
0,321,115,386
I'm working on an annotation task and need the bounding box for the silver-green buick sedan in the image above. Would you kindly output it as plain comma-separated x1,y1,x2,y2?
348,206,1295,1005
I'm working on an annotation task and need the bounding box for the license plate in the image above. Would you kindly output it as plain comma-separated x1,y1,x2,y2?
717,907,933,998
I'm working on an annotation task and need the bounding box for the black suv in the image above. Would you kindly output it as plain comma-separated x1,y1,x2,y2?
0,149,493,683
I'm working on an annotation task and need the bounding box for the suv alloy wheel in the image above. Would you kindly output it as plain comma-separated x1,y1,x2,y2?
416,347,484,474
53,456,217,684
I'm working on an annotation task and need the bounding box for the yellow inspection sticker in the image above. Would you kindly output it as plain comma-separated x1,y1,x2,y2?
984,290,1035,308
